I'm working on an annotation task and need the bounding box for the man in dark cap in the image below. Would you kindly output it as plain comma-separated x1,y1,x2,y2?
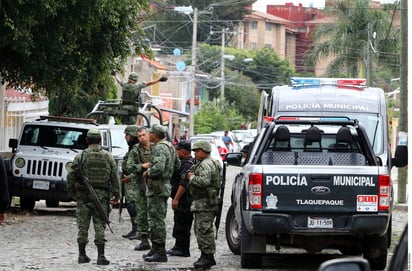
67,128,120,265
142,124,180,262
167,140,195,257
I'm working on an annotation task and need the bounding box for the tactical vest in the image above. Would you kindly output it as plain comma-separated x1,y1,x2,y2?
80,150,111,189
122,83,139,105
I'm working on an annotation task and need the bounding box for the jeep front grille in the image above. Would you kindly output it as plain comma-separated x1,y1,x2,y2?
26,160,64,177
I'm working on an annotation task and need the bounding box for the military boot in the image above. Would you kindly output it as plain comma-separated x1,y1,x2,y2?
96,244,110,265
134,236,151,251
144,242,167,262
122,221,138,239
78,243,90,264
193,253,216,269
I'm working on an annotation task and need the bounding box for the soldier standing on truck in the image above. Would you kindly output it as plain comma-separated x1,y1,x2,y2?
127,126,153,252
114,72,167,124
186,140,222,269
120,125,141,240
67,128,120,265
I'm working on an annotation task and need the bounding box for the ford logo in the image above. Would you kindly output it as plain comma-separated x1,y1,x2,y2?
311,186,330,195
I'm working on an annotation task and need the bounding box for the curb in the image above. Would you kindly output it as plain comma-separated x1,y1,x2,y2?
393,203,408,211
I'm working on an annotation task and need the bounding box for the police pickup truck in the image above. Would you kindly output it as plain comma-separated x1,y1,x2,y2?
7,116,128,210
225,78,407,270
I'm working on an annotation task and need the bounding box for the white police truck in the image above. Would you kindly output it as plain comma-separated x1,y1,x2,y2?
7,116,128,210
225,78,407,270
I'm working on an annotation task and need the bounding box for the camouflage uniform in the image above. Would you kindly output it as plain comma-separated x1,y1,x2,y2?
121,125,140,239
120,73,146,124
126,140,153,248
144,124,180,262
67,128,119,265
188,140,222,268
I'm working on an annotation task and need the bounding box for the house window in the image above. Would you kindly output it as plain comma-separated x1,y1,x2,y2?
264,43,272,49
250,21,257,29
250,42,257,49
265,22,272,31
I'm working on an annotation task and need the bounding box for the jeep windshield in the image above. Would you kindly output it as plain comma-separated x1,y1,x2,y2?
20,125,88,150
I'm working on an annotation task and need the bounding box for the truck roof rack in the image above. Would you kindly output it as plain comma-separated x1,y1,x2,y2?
38,115,97,125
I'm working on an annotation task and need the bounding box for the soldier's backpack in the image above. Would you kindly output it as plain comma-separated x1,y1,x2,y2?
80,150,111,189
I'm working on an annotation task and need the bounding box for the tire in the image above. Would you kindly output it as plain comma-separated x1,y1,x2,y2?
46,200,59,208
387,217,392,248
240,217,262,268
225,205,241,255
20,198,36,210
363,233,388,270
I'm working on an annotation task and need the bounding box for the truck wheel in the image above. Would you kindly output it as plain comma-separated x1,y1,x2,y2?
20,198,36,210
387,217,392,248
225,205,240,255
363,233,388,270
46,200,59,208
240,219,262,268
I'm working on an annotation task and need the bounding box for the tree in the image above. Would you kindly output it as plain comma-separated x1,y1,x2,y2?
0,0,151,116
306,0,399,82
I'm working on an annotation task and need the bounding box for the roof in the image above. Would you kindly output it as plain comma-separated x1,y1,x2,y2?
5,88,48,103
245,10,292,25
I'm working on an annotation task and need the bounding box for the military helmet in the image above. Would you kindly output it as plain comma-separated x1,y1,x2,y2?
124,125,138,137
149,124,167,136
192,140,211,153
87,128,101,140
128,72,139,81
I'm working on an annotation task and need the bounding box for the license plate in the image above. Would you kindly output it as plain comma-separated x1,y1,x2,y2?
307,217,333,229
33,180,50,190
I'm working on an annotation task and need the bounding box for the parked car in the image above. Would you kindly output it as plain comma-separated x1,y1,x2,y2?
196,134,229,157
231,129,254,150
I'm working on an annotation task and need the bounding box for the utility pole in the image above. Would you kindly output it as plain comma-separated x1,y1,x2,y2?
397,0,408,203
220,27,226,103
189,7,197,137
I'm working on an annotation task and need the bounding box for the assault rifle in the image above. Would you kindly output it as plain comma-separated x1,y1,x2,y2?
215,161,226,239
72,163,114,233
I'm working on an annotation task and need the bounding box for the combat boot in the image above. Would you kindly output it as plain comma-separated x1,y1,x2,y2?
144,242,167,262
96,244,110,265
122,221,138,239
193,253,216,269
78,243,90,264
134,236,151,251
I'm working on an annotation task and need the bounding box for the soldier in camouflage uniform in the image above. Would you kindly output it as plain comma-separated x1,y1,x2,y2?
167,140,195,257
126,126,152,251
186,140,222,269
120,125,140,240
114,72,167,124
142,124,180,262
67,129,120,266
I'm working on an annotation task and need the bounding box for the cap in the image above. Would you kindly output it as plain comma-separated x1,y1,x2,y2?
192,140,211,153
124,125,138,137
175,140,191,151
87,128,101,140
149,124,167,136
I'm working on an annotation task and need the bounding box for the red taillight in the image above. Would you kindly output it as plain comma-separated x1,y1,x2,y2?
248,173,262,209
378,175,390,211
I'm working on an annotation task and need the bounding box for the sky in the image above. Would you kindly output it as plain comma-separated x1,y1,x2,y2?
252,0,397,11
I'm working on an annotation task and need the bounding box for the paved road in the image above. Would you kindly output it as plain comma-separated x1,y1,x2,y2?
0,166,408,271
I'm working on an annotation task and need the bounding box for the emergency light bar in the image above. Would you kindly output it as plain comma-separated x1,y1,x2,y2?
291,77,367,89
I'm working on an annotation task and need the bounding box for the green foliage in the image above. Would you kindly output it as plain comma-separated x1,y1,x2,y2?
0,0,151,117
306,0,399,80
194,101,242,134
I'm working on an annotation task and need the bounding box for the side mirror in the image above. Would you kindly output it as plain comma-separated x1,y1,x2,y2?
318,258,370,271
9,138,18,153
392,145,408,168
225,153,242,167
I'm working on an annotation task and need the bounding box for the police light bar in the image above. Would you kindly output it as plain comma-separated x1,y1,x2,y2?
291,77,367,90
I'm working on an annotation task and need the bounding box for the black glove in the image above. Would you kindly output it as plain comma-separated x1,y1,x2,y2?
159,76,168,82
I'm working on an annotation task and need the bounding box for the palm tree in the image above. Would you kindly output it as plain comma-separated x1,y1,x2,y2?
306,0,399,82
